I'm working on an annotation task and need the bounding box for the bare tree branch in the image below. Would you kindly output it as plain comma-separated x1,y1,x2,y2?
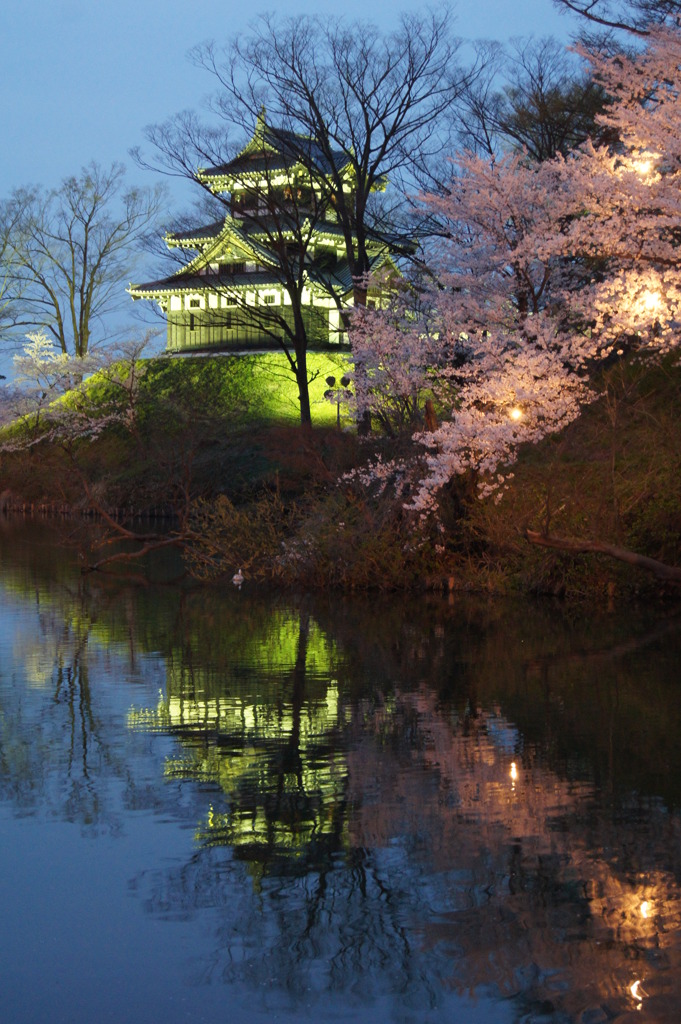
1,163,164,357
525,529,681,582
552,0,681,37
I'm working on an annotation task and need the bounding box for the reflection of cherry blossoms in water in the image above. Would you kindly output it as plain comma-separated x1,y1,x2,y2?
4,522,681,1022
130,639,681,1022
345,689,681,1021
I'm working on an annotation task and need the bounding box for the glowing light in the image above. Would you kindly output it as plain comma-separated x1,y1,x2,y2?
509,407,523,422
630,979,646,1005
510,762,518,781
630,151,658,179
640,900,651,918
633,158,652,177
641,290,661,313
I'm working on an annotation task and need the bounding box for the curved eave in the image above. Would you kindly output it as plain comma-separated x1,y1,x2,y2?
128,270,287,300
165,218,227,249
166,232,221,249
196,166,294,195
178,219,254,276
309,250,398,295
197,160,355,195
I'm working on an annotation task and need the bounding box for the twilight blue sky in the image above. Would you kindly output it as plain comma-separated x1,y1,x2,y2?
1,0,572,197
0,0,573,367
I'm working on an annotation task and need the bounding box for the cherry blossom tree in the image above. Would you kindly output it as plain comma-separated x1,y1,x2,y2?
348,23,681,523
346,284,452,438
554,26,681,351
347,153,592,510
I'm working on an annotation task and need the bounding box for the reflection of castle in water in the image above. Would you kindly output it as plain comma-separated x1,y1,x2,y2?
127,608,351,859
5,524,681,1020
129,679,348,855
127,607,681,1021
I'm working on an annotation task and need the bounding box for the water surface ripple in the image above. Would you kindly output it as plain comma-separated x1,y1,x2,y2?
1,520,681,1023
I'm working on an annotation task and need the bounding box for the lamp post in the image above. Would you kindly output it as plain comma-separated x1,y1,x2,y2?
324,374,351,428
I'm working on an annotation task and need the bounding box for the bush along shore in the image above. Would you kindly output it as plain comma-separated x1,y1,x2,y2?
2,352,681,599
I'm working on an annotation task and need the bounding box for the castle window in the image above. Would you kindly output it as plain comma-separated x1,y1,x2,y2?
232,193,257,212
263,294,276,305
189,298,201,308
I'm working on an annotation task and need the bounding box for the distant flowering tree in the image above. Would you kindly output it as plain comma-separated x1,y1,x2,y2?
7,331,154,446
12,331,93,428
347,285,456,437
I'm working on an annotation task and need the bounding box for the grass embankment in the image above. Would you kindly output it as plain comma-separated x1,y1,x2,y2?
0,351,350,509
2,350,681,596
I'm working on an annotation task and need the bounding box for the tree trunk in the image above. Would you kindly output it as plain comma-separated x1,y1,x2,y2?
294,344,312,429
524,529,681,584
424,399,439,432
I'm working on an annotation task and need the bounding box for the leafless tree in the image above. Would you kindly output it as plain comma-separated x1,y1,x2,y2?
192,9,479,304
0,162,164,358
0,203,22,338
133,10,478,427
458,37,608,161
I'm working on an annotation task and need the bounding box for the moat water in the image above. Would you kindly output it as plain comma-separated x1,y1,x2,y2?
1,519,681,1023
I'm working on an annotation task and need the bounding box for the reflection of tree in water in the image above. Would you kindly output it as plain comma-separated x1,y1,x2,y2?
347,686,681,1020
129,604,349,867
0,586,102,820
0,525,175,829
140,845,438,1017
130,603,437,1015
4,522,681,1020
130,598,681,1021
